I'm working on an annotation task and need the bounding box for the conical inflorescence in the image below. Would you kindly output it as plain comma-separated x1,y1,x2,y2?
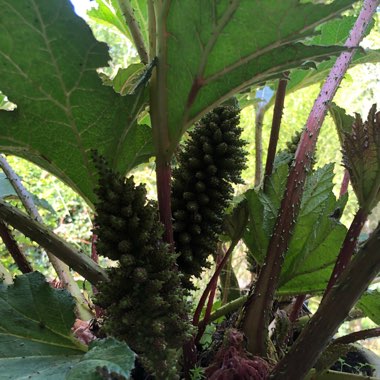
172,105,247,289
92,152,191,377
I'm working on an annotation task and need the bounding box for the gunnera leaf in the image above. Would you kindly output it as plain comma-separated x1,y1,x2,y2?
340,104,380,212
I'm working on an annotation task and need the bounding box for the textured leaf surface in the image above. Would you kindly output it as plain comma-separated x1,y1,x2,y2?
244,163,288,264
244,164,347,295
88,0,148,47
112,64,145,95
284,16,380,97
0,0,153,206
0,173,55,213
329,103,356,145
0,173,17,199
0,272,86,379
340,105,380,211
163,0,357,154
357,290,380,325
66,338,135,380
279,166,347,293
239,16,380,110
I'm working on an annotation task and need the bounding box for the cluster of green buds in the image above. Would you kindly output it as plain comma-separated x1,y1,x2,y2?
172,106,247,289
92,152,191,377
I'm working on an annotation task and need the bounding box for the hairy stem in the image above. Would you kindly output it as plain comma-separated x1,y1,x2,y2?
0,199,108,285
195,271,218,344
118,0,148,64
339,169,350,197
149,2,174,245
241,0,377,356
264,72,289,187
199,295,248,326
0,154,92,319
0,157,72,284
156,163,174,245
289,294,306,323
270,224,380,380
0,220,33,273
193,239,239,326
333,327,380,345
324,208,367,298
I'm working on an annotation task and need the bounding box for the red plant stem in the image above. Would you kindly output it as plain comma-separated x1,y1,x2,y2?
332,327,380,345
91,233,99,264
91,233,104,318
339,169,350,197
289,295,306,323
195,275,218,344
323,208,367,298
264,72,290,186
193,240,238,326
194,253,223,343
0,220,33,273
271,224,380,380
242,0,377,356
156,163,174,246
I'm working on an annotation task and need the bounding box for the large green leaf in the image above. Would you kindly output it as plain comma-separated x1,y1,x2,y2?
0,0,153,206
238,16,380,110
243,163,289,264
87,0,148,47
0,272,136,380
0,272,85,379
357,290,380,326
244,164,347,295
332,104,380,211
279,166,348,293
163,0,358,154
329,103,356,145
284,16,380,97
67,338,135,380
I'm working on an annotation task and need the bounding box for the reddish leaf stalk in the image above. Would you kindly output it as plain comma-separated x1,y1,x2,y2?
270,223,380,380
323,208,367,298
339,169,350,197
91,233,104,318
332,327,380,345
195,253,224,343
156,163,174,246
91,233,99,264
289,294,306,323
0,220,33,273
242,0,377,356
195,275,218,344
193,240,238,327
264,72,290,187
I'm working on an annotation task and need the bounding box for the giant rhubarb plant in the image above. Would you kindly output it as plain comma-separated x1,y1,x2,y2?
324,104,380,295
241,0,379,358
0,0,379,379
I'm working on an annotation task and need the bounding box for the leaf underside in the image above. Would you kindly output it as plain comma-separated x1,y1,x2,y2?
244,164,347,295
87,0,149,48
0,0,153,206
164,0,358,155
0,272,85,379
357,290,380,326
